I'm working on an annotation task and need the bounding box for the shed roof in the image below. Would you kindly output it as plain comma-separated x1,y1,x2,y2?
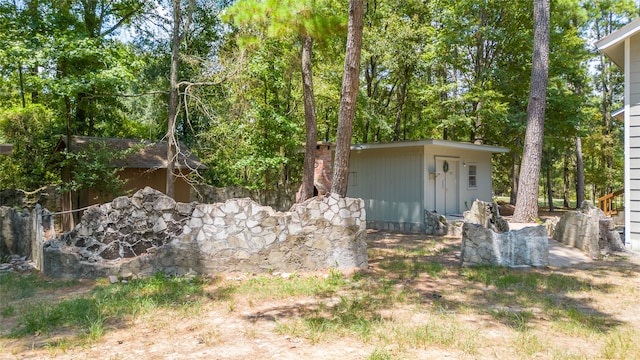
351,139,509,153
57,136,207,170
595,17,640,70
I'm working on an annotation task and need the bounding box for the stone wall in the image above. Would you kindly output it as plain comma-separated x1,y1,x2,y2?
43,187,368,279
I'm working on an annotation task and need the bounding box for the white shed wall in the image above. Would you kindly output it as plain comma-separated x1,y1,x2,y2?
347,147,424,230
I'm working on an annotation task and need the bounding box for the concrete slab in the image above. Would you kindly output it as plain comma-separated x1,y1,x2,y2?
548,238,593,267
507,222,592,267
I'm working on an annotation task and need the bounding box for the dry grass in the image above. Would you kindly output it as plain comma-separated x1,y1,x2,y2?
1,230,640,359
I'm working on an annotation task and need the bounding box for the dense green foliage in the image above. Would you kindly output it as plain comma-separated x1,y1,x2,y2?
0,0,635,203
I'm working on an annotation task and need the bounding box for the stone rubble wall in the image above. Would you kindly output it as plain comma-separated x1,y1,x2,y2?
43,187,368,279
461,223,549,267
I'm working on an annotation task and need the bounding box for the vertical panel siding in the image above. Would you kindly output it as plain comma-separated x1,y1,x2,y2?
347,147,423,224
629,35,640,248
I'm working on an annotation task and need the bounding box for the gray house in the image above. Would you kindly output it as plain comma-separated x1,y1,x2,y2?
345,139,508,232
597,18,640,249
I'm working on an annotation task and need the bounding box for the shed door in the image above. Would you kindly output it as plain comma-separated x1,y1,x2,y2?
435,157,459,214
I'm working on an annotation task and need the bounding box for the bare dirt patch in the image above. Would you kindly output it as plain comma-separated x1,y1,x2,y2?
2,230,640,360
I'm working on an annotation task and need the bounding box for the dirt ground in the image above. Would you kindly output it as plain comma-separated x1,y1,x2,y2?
2,230,640,360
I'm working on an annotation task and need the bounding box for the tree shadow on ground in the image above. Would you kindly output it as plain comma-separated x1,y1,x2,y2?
241,230,633,337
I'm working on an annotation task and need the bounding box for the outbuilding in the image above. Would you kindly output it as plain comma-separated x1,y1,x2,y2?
56,136,207,230
344,139,508,233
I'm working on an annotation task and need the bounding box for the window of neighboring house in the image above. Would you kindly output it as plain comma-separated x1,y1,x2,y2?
468,164,477,189
349,171,357,186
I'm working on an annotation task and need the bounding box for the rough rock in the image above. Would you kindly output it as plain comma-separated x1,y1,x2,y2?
424,210,448,236
463,199,509,233
0,207,33,258
0,254,35,273
552,201,626,258
461,223,549,267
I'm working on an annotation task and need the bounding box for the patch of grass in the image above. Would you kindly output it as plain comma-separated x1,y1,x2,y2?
369,347,394,360
514,331,546,358
491,308,533,331
304,295,382,342
1,304,15,317
233,269,347,300
461,266,601,294
8,272,209,340
278,293,384,343
13,297,101,337
380,259,409,272
601,327,640,359
0,273,78,301
379,259,445,279
411,261,445,278
390,316,479,355
460,265,618,337
43,338,72,354
550,306,612,336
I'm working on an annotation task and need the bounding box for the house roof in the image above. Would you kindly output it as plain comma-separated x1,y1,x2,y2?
57,136,207,170
0,144,12,155
612,108,625,121
350,139,509,153
595,17,640,70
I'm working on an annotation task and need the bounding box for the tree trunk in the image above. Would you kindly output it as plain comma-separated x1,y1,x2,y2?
511,0,550,223
546,163,554,212
510,152,519,205
331,0,364,197
165,0,194,198
363,56,377,144
298,35,318,202
563,153,570,208
393,78,407,141
473,100,483,144
166,0,181,199
18,64,26,108
575,135,585,207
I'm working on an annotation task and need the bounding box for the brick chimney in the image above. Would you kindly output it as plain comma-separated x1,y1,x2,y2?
296,142,334,201
313,142,334,195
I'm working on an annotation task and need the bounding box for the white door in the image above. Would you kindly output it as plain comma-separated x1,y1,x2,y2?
435,157,459,214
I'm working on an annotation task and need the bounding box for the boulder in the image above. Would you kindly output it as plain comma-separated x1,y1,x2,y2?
552,201,626,258
424,210,447,236
464,199,509,233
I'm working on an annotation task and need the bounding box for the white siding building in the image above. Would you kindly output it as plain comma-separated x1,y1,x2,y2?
597,18,640,250
346,139,508,232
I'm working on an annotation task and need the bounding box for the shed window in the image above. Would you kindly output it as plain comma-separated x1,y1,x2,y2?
468,164,477,189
